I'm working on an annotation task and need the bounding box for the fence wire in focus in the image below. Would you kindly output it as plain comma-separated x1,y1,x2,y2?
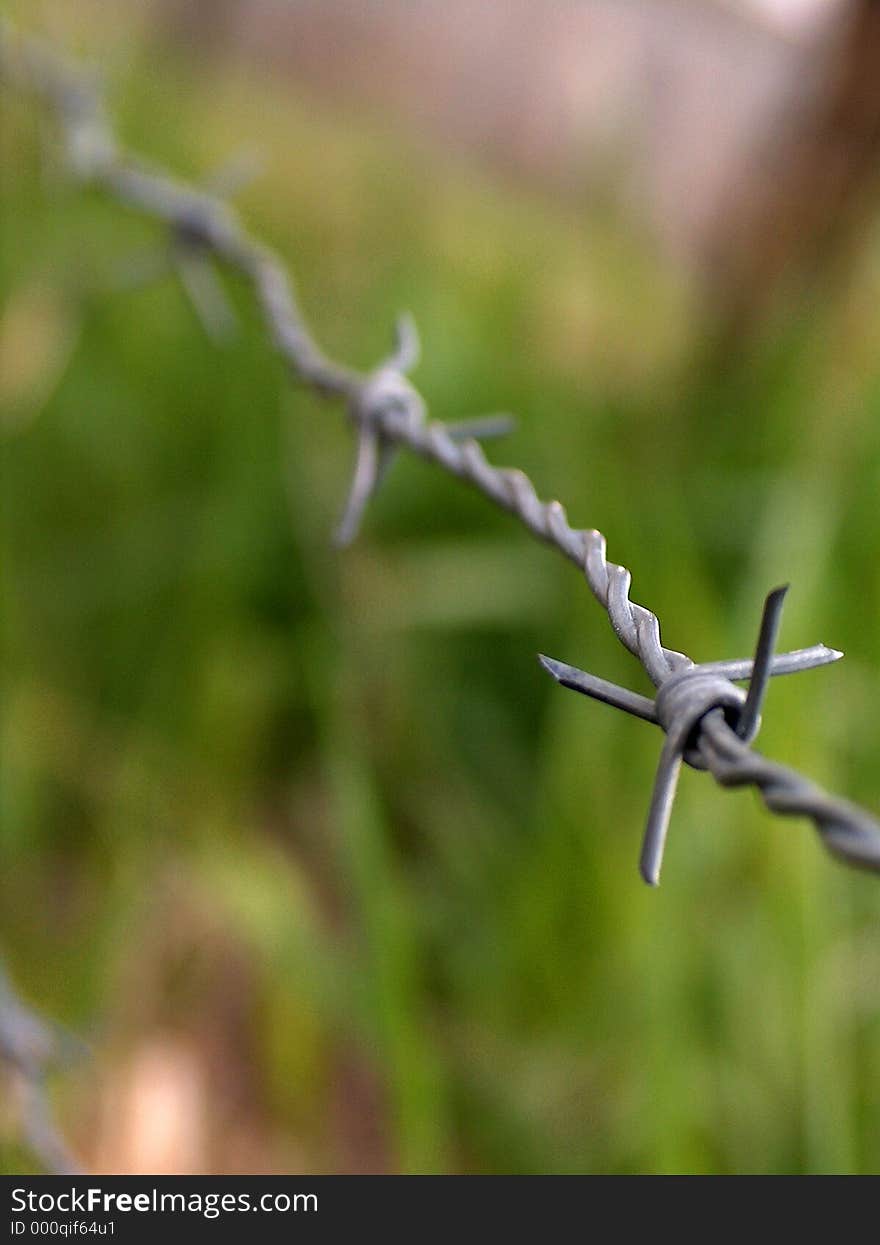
3,19,880,1171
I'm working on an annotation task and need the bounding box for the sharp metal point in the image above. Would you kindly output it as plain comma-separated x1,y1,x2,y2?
334,425,381,548
202,147,264,199
445,414,516,443
173,251,237,342
538,654,659,724
388,311,420,373
737,584,788,743
701,643,843,681
639,732,684,886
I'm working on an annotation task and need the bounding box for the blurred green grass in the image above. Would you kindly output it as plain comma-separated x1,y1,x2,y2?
2,17,880,1174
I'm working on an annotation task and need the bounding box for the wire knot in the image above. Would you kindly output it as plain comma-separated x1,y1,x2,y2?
351,364,426,433
335,313,514,546
654,668,748,771
539,585,845,885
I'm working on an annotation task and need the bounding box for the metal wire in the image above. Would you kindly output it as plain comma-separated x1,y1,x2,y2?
4,20,880,898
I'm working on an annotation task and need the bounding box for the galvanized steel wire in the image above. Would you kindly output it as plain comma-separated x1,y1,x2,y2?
3,16,880,1168
4,21,880,883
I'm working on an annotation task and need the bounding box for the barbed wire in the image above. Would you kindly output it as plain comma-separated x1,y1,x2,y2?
4,23,880,895
0,963,81,1175
5,16,880,1173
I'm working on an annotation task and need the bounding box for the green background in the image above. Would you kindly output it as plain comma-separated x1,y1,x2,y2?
2,5,880,1173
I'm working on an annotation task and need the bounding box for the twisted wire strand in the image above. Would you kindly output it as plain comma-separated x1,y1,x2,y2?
379,399,687,685
4,18,880,889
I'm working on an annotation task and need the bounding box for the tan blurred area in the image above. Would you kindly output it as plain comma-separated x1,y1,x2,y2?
26,0,880,332
141,0,880,333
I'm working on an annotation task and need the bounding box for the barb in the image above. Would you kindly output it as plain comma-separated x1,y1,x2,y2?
4,22,880,887
137,149,264,340
736,584,789,743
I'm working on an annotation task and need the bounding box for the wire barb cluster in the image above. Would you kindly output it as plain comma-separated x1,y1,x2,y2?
5,16,880,1173
541,586,851,883
4,20,880,891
